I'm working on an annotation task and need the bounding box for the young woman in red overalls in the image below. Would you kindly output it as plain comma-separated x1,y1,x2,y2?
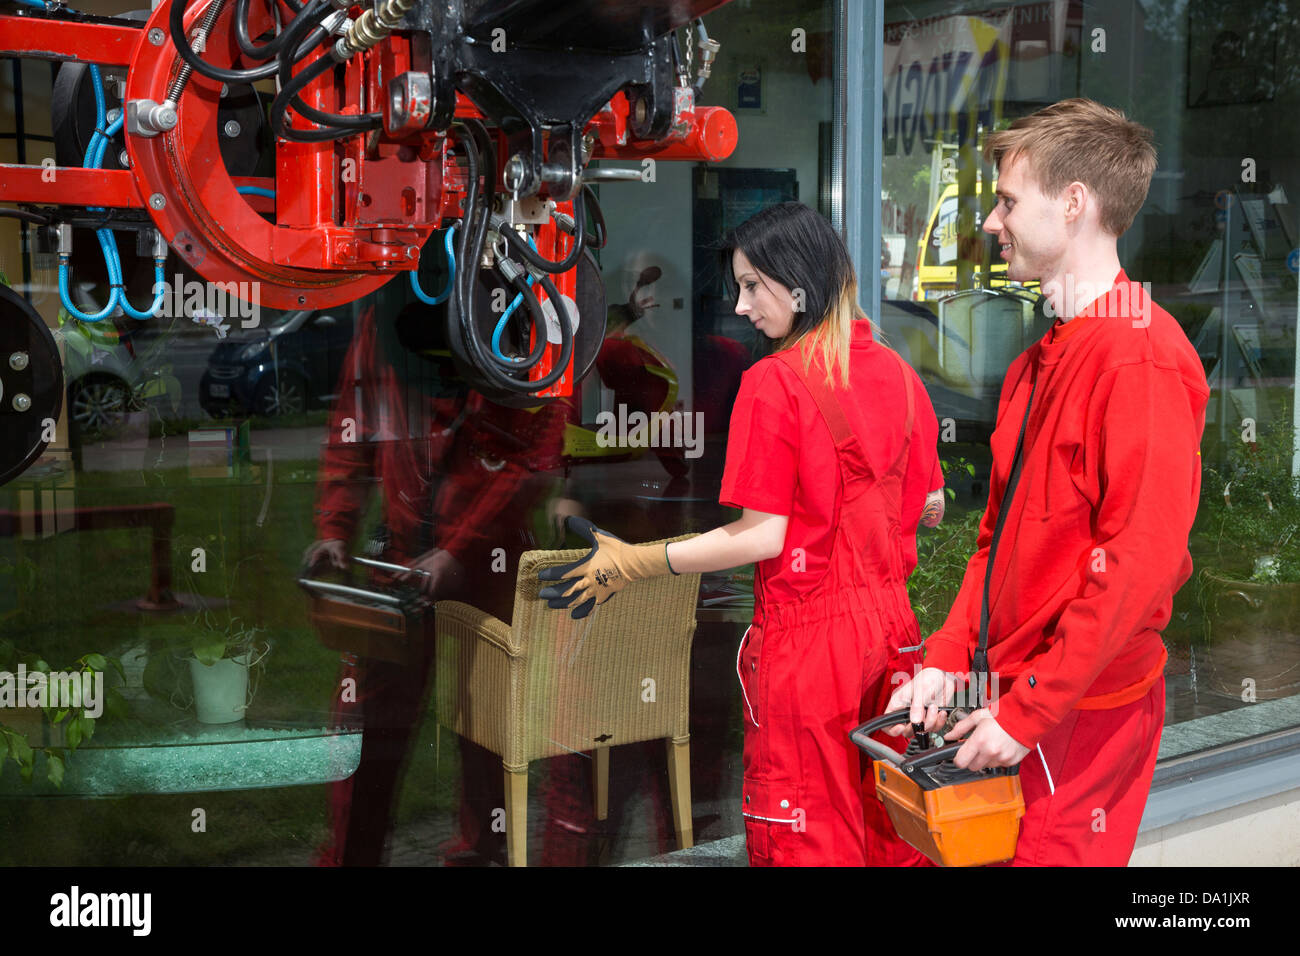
540,202,945,866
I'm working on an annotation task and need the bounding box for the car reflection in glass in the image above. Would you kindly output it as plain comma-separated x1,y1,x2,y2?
200,308,355,418
58,309,183,440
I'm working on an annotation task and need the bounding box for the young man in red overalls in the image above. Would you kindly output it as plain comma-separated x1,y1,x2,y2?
538,202,946,866
888,98,1210,866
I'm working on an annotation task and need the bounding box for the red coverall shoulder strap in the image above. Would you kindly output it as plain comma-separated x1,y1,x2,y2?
774,344,915,471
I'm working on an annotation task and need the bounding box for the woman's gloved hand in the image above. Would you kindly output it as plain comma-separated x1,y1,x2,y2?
538,516,672,619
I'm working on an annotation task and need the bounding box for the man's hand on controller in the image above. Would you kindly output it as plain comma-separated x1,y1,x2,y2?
303,538,348,572
944,708,1030,770
884,666,956,737
399,547,464,600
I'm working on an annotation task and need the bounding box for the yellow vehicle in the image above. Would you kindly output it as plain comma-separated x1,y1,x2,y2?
912,180,1039,301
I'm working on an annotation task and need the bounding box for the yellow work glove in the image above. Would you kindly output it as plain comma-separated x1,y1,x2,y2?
538,516,675,619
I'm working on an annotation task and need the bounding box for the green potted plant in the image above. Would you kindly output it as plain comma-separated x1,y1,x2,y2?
183,610,268,725
1195,411,1300,701
145,535,270,724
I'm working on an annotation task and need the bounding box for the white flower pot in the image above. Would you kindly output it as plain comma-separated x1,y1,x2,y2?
189,654,250,724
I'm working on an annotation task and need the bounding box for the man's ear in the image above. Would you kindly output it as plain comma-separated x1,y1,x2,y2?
1062,181,1090,225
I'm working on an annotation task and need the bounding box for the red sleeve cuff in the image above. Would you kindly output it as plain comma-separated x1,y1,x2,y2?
989,691,1053,750
718,488,793,516
314,517,355,543
922,631,971,673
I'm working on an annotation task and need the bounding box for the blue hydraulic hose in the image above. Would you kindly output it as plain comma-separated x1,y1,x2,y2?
236,185,276,199
409,224,457,306
492,235,538,363
59,67,166,322
59,65,116,323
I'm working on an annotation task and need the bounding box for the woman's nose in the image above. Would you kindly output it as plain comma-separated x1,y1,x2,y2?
735,296,750,315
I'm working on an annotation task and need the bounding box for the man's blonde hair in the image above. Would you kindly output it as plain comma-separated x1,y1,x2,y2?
983,98,1157,237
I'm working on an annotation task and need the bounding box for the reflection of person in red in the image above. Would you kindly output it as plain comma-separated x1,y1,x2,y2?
693,321,750,439
305,302,568,866
888,99,1209,866
539,202,946,866
595,262,688,479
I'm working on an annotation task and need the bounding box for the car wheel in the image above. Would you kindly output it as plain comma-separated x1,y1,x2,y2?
68,375,133,438
255,374,308,416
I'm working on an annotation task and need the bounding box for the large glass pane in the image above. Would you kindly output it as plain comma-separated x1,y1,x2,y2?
881,0,1300,759
0,0,838,866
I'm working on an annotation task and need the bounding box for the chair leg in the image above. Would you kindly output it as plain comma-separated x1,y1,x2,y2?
504,765,528,867
666,738,693,850
593,747,610,821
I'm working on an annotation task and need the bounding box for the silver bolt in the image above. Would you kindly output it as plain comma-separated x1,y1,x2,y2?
9,351,29,371
106,108,122,124
407,246,419,259
220,84,230,98
223,120,241,138
149,193,166,210
13,393,31,412
503,153,528,193
148,27,165,46
119,149,130,168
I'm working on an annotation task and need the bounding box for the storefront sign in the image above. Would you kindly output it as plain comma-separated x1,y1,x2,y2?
882,2,1064,156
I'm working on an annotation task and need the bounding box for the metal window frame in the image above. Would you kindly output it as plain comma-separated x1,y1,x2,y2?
839,0,883,323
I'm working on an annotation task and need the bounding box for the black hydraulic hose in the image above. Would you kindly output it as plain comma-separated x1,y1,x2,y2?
498,188,586,273
271,0,381,134
582,183,606,249
234,0,300,60
170,0,283,83
269,52,366,142
0,208,51,225
465,119,499,206
453,128,505,385
527,271,576,391
453,119,576,394
451,124,555,395
487,269,549,371
451,124,479,331
450,122,482,372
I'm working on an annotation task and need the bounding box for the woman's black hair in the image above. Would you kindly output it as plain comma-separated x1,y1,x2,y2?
721,201,858,341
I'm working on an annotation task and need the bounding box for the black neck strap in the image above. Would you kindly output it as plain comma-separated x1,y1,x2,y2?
975,370,1038,706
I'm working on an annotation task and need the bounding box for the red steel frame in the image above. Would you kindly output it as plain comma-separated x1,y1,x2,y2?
0,2,738,395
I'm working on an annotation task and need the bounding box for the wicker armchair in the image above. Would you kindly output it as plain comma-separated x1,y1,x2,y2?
433,535,701,866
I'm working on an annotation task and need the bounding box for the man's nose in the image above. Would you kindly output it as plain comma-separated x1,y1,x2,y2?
983,208,1001,234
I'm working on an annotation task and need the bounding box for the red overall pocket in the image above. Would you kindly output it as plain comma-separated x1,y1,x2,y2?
739,624,808,865
742,778,805,866
736,624,765,728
